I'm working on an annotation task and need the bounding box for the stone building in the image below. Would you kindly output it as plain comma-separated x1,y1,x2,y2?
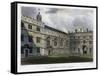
69,29,93,58
21,12,69,58
21,11,93,58
44,25,69,56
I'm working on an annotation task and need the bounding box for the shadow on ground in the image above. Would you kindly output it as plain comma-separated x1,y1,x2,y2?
21,56,93,65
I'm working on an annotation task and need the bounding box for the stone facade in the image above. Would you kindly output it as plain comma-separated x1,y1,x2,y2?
44,26,69,56
21,12,69,58
69,31,93,58
21,12,93,58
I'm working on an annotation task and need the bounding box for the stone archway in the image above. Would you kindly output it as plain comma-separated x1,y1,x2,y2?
24,44,30,58
48,46,53,56
82,45,87,54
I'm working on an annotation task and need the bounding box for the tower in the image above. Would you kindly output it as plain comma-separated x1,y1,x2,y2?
36,9,42,22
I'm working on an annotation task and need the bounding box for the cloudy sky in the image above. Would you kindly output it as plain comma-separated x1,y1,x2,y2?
21,6,94,33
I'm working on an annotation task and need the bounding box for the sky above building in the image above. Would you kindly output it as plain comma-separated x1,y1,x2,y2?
21,6,94,33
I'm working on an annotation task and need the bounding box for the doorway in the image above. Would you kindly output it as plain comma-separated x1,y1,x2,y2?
82,45,87,54
48,48,53,55
48,50,51,55
24,48,29,57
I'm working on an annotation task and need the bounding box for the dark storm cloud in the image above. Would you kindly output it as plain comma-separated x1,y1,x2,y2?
21,6,94,33
21,7,38,18
44,8,94,32
45,8,59,13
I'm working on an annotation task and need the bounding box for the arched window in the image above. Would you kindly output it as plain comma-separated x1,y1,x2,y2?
47,41,50,46
60,38,63,46
46,36,50,46
54,37,57,46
